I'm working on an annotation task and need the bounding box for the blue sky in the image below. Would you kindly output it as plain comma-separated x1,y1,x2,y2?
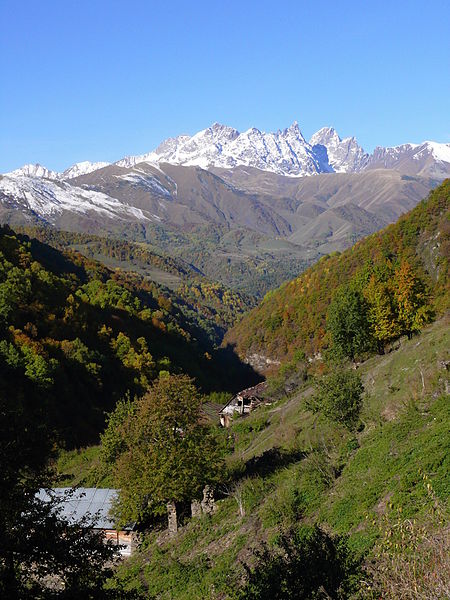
1,0,449,172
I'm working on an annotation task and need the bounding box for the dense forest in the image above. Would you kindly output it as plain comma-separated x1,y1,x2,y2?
14,225,256,339
0,226,258,446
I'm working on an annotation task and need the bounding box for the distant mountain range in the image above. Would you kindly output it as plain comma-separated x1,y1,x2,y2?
7,160,111,181
0,122,448,296
5,122,450,180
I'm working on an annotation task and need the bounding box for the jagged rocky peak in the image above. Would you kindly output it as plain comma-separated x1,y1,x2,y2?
4,123,449,180
149,135,189,158
181,122,239,153
6,163,59,180
61,161,110,180
280,120,307,144
310,126,340,145
309,127,369,173
208,122,240,140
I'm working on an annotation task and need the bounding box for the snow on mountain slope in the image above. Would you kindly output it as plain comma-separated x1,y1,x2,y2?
115,172,173,197
417,141,450,163
309,127,369,173
118,122,324,176
61,161,111,179
0,174,150,223
7,164,60,180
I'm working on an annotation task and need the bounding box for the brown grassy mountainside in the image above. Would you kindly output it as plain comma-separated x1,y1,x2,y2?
224,180,449,367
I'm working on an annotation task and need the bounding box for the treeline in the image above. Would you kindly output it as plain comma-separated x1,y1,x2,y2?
16,225,255,338
0,226,258,447
15,226,196,278
226,180,449,362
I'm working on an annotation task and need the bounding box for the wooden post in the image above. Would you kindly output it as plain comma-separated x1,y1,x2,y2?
167,500,178,536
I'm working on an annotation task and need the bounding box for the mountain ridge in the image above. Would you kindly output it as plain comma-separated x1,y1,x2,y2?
0,162,442,297
4,122,450,180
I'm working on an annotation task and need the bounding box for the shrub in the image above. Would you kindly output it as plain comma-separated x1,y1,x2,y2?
307,369,364,430
234,525,362,599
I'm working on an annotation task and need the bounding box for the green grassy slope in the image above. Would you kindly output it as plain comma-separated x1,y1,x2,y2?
111,317,449,598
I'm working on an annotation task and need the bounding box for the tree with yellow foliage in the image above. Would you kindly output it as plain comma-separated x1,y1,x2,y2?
363,274,400,352
394,260,433,338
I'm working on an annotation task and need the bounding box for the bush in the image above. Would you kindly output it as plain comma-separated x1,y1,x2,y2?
234,525,362,599
307,369,364,430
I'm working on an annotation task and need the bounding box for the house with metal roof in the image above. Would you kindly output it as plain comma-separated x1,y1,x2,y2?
37,488,137,556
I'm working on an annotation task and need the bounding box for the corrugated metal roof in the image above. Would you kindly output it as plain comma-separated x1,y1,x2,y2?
37,488,128,530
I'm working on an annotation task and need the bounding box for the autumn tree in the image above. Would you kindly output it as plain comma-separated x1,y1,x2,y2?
393,259,432,337
104,374,225,531
363,274,400,352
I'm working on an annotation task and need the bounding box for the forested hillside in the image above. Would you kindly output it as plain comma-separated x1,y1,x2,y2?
2,183,448,598
14,225,255,336
226,180,449,365
0,226,257,446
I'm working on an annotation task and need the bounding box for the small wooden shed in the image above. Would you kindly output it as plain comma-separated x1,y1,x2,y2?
37,488,137,556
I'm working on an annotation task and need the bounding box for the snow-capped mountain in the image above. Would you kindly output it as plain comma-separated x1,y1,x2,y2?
5,161,110,181
365,141,450,177
7,164,60,180
61,161,110,180
117,122,449,178
3,122,449,181
309,127,369,173
118,122,324,177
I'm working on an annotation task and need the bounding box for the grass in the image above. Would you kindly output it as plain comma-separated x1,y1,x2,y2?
57,318,449,598
54,445,112,488
321,395,449,549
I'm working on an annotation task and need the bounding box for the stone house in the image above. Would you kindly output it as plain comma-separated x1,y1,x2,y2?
219,381,267,427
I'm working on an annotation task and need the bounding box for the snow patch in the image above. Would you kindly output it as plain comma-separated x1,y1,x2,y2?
0,176,150,222
116,173,172,196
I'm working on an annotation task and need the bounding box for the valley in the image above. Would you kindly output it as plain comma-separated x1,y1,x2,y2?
1,136,446,298
1,126,449,599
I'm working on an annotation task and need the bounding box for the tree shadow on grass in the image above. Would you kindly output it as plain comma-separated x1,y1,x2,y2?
243,447,307,479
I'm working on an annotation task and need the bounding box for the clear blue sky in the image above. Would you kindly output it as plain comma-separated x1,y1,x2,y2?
1,0,449,172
